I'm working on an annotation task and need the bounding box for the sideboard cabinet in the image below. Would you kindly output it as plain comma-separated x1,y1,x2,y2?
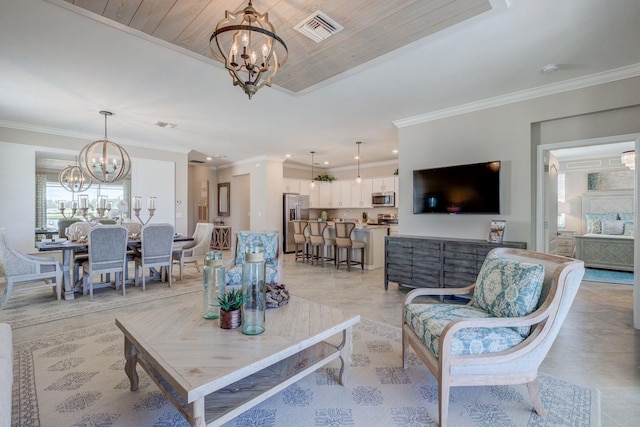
384,235,526,290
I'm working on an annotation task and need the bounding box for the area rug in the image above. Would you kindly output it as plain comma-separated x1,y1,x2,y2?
11,319,600,427
0,271,201,329
582,268,634,285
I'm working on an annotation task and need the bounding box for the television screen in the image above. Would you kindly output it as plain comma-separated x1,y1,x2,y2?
413,161,501,214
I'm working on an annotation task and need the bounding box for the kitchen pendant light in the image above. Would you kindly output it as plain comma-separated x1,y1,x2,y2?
310,151,316,188
355,141,362,184
79,111,131,183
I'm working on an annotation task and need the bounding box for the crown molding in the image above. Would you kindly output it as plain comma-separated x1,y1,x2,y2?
0,119,190,154
393,63,640,128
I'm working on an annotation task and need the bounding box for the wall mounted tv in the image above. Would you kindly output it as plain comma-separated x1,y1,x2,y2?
413,161,501,214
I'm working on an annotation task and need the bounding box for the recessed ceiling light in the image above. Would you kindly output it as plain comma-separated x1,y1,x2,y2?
324,161,329,165
206,157,212,161
354,155,360,160
153,121,177,128
213,154,226,159
285,154,291,158
392,149,398,154
541,64,559,74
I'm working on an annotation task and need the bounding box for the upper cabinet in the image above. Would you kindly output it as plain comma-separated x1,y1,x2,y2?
318,182,331,208
371,177,395,193
330,181,353,208
283,178,301,194
351,179,373,208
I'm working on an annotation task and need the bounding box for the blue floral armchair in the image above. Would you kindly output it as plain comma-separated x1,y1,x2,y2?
225,231,281,288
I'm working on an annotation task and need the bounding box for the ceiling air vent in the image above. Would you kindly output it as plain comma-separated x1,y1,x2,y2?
189,160,205,164
294,11,343,43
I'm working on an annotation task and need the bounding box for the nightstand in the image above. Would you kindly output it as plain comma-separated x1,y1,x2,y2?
556,230,576,257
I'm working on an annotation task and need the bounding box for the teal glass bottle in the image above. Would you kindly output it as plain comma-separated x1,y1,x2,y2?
203,251,225,319
241,242,266,335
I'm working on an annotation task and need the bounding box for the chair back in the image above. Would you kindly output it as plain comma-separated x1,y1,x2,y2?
234,231,279,268
124,222,142,236
140,223,174,264
334,222,356,247
0,232,36,277
58,218,83,238
292,220,308,244
87,226,128,272
68,222,92,240
183,223,213,253
308,222,328,246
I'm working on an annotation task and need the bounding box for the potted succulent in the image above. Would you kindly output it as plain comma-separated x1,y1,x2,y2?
217,289,245,329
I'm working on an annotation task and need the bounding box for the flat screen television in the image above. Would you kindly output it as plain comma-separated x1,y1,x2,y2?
413,161,501,214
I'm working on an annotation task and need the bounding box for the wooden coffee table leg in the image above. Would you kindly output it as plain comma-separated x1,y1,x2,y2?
336,326,353,386
124,336,140,391
192,397,206,427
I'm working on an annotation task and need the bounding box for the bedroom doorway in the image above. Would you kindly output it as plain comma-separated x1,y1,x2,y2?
536,133,640,329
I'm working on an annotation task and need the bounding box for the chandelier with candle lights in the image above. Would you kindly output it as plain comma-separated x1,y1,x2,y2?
209,0,288,99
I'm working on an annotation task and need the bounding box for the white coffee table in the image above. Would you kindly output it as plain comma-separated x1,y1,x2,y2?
115,295,360,427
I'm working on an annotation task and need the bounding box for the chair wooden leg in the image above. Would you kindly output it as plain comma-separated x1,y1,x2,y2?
402,329,409,369
347,247,352,271
121,271,126,296
360,247,365,270
439,379,450,427
336,247,341,269
527,379,547,418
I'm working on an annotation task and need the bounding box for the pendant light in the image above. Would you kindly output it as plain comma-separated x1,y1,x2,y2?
79,111,131,183
58,156,92,193
310,151,316,188
355,141,362,184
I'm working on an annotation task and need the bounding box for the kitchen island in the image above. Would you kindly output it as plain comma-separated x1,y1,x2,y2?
316,222,388,270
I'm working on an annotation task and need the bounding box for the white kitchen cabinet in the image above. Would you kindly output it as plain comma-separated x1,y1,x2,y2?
331,181,353,208
283,178,301,194
351,179,373,208
371,177,395,193
318,182,331,208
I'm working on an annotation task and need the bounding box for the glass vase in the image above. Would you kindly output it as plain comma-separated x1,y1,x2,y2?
241,242,266,335
203,251,225,319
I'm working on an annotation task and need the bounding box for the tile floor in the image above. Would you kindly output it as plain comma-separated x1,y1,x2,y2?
9,253,640,426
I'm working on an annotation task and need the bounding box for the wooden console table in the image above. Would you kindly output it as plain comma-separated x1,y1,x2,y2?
384,235,526,290
211,226,231,250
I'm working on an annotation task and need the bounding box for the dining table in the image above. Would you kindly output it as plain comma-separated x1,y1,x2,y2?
37,236,194,300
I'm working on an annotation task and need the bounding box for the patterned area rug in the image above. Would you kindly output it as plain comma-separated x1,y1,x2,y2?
582,268,634,285
0,271,201,329
11,319,600,427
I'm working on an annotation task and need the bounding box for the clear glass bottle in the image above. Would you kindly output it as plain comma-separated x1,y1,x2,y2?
203,251,225,319
241,242,266,335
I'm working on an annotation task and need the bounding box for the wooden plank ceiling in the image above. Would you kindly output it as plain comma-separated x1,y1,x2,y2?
64,0,492,93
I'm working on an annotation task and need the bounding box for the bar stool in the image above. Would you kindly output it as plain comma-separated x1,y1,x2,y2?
335,222,365,271
292,220,310,262
308,221,335,266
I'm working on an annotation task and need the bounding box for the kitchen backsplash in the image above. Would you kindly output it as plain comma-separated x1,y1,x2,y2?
309,207,398,222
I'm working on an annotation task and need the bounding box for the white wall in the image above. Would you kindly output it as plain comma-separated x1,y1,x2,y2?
398,76,640,247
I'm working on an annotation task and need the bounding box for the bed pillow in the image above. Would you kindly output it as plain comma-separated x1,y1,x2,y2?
586,218,602,234
602,220,625,235
624,223,635,237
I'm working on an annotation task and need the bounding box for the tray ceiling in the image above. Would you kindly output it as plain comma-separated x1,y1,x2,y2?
62,0,492,93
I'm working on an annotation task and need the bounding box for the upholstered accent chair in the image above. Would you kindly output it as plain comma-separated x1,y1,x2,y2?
292,220,310,262
225,231,281,288
308,221,335,266
134,223,174,291
172,222,213,280
0,230,62,309
81,225,128,299
334,222,365,271
402,248,585,427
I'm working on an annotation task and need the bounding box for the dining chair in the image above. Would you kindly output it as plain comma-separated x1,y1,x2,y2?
172,222,213,280
0,229,62,309
334,222,365,271
308,221,335,266
69,221,92,285
292,220,310,262
81,225,128,299
134,223,174,291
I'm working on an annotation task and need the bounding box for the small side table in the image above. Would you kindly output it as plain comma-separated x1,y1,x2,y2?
212,226,231,250
556,230,576,257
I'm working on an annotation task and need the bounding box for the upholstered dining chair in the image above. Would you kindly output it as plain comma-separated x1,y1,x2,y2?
172,222,214,280
225,231,281,288
134,223,174,291
334,222,365,271
402,248,585,427
0,229,62,309
81,225,128,299
69,221,92,285
308,221,335,266
292,220,310,262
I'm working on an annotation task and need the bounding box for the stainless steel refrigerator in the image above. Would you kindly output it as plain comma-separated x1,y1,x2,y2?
283,193,310,253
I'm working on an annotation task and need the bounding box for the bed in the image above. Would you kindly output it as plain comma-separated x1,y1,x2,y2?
576,190,635,272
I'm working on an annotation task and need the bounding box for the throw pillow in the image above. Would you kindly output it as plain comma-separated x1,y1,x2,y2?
472,256,545,337
602,220,625,235
624,223,635,237
618,212,634,222
586,218,602,234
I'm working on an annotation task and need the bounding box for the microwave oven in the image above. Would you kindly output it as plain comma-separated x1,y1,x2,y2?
372,192,395,207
